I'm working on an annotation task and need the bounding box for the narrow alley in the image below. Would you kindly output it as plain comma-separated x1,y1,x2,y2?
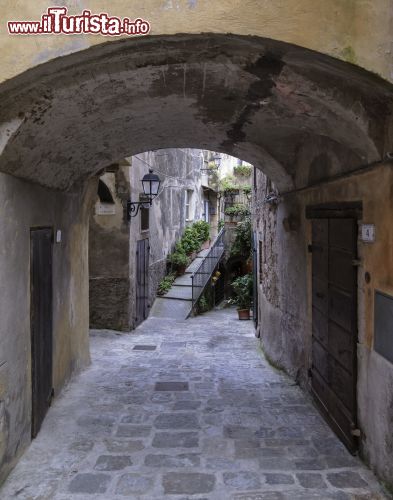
0,309,385,500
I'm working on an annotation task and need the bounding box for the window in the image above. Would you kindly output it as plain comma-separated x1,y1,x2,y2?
185,189,193,221
97,179,115,204
140,206,149,232
139,194,150,232
203,200,210,223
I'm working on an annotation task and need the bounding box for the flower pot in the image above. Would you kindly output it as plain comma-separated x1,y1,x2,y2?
237,308,250,320
245,259,253,273
176,265,187,276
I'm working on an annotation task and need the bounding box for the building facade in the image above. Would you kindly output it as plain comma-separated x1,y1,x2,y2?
89,148,218,331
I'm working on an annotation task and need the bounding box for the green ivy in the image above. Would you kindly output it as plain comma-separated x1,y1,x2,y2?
234,165,252,177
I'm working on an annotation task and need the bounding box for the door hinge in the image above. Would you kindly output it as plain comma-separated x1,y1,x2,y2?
352,259,361,267
351,428,361,437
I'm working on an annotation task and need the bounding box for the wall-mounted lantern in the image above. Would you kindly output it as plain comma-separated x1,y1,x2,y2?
212,153,222,169
201,153,222,172
127,169,161,219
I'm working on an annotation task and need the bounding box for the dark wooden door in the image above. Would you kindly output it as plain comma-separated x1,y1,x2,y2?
30,228,53,438
135,238,149,326
311,217,358,452
252,231,258,327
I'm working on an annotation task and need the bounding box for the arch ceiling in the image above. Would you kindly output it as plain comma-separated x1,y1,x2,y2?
0,34,392,192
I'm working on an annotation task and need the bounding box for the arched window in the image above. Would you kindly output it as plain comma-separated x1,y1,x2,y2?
97,180,115,204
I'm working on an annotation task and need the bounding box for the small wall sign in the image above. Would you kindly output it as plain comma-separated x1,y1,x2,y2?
96,203,116,215
360,224,376,243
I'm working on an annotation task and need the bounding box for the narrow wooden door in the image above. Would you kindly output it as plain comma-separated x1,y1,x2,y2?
311,217,358,452
30,228,53,438
252,231,258,327
135,238,149,326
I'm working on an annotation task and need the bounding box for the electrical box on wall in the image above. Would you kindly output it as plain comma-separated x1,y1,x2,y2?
374,291,393,365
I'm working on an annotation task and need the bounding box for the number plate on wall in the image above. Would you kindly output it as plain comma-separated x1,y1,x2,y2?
360,224,375,243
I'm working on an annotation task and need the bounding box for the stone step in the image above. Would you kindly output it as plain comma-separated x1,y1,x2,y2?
173,274,193,287
149,297,192,319
164,286,193,300
185,258,204,273
197,248,210,258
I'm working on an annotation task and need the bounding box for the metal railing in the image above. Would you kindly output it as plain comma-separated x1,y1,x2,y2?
191,228,225,311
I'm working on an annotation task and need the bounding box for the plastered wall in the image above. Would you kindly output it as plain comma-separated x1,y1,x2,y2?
254,163,393,486
0,1,392,84
0,173,91,483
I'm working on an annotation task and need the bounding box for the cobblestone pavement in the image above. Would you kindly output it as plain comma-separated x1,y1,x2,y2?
0,309,389,499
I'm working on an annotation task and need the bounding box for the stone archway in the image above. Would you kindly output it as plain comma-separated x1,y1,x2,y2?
0,34,392,193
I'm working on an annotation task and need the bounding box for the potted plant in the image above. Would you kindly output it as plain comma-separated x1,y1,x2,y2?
193,220,211,250
168,250,189,276
181,226,201,256
229,274,253,320
157,273,176,296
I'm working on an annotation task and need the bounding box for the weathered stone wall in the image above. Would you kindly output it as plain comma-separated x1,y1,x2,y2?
253,170,308,383
0,173,91,483
89,170,131,330
254,163,393,486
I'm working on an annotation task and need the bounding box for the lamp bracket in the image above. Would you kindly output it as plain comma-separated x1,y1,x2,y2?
127,198,152,219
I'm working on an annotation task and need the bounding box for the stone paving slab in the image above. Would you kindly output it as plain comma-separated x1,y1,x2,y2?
149,297,192,319
0,309,389,499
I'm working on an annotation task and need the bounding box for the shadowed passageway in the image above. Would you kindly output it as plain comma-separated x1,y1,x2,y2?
0,309,386,499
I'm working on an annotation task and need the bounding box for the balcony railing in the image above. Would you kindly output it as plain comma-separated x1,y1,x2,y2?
190,228,225,312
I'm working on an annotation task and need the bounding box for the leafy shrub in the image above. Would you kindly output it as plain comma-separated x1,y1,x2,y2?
242,185,252,196
181,226,201,255
219,175,240,193
167,221,211,275
157,273,176,296
225,204,251,218
218,219,225,231
234,165,252,177
180,221,211,254
193,220,210,244
231,215,252,257
168,251,189,268
229,274,253,309
197,295,210,314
